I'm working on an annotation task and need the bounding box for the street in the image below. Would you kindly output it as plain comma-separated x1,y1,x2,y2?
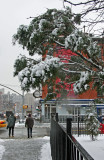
0,122,51,160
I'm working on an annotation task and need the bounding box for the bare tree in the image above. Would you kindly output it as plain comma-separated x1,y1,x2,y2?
64,0,104,36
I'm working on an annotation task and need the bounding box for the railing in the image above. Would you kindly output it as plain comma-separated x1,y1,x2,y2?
50,113,94,160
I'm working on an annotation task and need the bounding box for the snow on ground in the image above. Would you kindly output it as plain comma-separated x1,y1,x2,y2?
15,121,51,128
40,136,52,160
15,121,25,127
75,134,104,160
0,135,104,160
0,136,52,160
0,139,5,160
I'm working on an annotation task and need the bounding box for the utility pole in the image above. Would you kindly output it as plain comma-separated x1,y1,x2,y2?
21,90,24,122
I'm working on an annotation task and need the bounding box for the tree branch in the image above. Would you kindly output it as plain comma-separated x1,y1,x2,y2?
62,68,81,73
74,51,102,70
64,0,95,6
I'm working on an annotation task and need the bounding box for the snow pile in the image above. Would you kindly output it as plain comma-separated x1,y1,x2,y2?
75,135,104,160
15,121,25,127
40,136,52,160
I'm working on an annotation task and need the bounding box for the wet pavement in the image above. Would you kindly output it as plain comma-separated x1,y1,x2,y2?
0,122,51,160
0,122,50,139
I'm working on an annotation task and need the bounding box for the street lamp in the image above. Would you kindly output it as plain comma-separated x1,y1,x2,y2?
0,83,24,122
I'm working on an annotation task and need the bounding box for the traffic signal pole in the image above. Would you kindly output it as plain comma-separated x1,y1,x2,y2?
22,90,24,122
0,83,25,122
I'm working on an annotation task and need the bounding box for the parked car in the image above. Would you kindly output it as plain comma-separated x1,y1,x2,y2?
32,113,40,120
0,119,7,128
99,123,104,134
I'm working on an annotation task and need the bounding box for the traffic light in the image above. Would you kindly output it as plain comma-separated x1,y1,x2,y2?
23,105,28,109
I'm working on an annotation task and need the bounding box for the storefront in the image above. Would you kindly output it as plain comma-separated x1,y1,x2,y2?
40,99,56,122
40,98,104,122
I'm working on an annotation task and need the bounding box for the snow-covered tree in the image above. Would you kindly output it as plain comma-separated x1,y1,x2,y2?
12,7,103,99
85,102,100,141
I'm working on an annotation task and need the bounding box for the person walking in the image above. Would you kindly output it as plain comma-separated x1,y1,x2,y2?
7,114,16,138
25,113,34,138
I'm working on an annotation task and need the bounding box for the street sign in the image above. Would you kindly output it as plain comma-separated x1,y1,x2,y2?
33,90,40,98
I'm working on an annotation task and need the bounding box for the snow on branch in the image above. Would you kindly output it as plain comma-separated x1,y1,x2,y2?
73,71,90,94
65,29,102,70
62,68,81,74
18,56,62,91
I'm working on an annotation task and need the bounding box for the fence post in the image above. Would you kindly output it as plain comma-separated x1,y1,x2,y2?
66,118,72,160
78,114,80,137
51,113,54,118
56,113,59,122
66,118,72,136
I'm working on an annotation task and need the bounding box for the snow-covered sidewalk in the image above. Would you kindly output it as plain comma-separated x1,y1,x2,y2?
0,136,52,160
0,139,5,160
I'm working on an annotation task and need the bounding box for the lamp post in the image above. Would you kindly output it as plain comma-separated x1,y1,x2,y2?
0,83,24,121
21,90,24,122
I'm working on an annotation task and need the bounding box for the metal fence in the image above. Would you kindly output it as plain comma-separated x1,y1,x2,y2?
71,115,88,136
50,113,94,160
57,114,102,136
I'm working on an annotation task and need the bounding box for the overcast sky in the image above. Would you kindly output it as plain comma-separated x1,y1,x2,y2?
0,0,64,94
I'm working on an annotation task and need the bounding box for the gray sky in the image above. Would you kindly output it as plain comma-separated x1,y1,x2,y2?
0,0,63,94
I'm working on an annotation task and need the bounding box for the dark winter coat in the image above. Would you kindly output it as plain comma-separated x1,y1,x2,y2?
7,115,16,128
25,117,34,128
